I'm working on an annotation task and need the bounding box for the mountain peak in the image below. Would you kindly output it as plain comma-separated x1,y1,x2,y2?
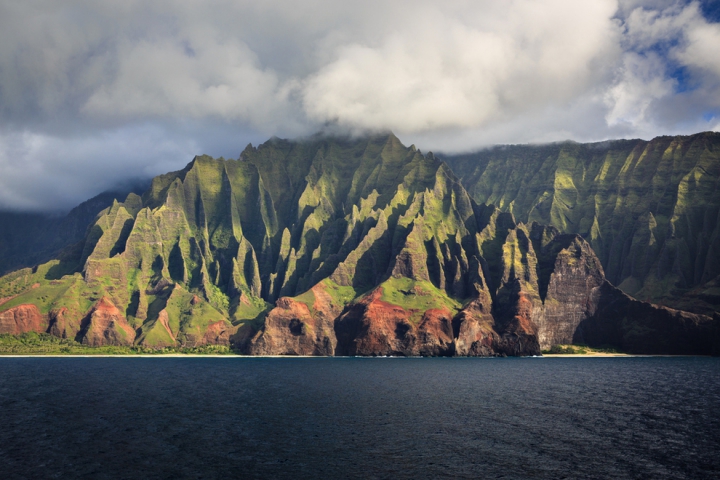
1,130,717,356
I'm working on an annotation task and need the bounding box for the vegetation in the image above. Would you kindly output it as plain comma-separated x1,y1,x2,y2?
0,333,236,355
443,131,720,315
377,277,461,323
542,344,621,355
0,131,717,354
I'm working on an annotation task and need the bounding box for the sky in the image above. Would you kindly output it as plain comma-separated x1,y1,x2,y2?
0,0,719,211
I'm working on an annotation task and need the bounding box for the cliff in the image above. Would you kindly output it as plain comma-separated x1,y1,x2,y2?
0,133,716,355
442,132,720,316
0,187,146,276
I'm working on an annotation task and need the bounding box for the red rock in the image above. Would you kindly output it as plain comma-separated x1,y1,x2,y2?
201,321,231,346
47,307,81,339
416,308,454,356
0,304,46,335
335,288,454,356
77,296,136,346
248,283,339,355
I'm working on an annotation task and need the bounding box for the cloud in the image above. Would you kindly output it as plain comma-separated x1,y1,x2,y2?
81,37,295,129
0,0,719,210
0,125,201,210
604,52,676,127
603,1,720,131
675,8,720,78
304,0,622,133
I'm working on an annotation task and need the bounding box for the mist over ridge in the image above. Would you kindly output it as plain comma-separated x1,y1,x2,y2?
1,0,720,211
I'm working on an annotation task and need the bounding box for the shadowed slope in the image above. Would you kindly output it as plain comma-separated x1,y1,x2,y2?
442,132,720,315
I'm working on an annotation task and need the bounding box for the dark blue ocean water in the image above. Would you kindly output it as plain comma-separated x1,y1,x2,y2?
0,357,718,480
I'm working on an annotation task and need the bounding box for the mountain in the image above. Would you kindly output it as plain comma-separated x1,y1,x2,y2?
0,133,717,355
441,132,720,316
0,184,147,276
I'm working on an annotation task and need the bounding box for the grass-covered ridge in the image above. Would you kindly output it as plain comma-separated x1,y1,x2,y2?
376,277,461,323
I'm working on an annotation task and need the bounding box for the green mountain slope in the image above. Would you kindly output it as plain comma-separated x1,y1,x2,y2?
442,132,720,315
0,189,142,276
0,133,716,355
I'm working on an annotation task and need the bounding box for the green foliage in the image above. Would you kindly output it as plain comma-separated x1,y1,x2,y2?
377,277,461,323
443,131,720,314
319,279,359,307
204,281,230,313
541,344,620,355
0,333,235,355
2,130,716,355
0,269,80,315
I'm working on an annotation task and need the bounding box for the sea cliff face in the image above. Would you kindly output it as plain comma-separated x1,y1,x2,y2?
442,132,720,316
0,133,717,355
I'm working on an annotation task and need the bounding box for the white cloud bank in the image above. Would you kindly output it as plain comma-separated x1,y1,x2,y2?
0,0,719,209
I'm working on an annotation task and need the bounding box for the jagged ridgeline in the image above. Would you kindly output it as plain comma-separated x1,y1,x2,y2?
0,133,717,355
442,132,720,315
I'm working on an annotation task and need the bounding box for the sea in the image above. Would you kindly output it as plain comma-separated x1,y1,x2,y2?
0,356,718,479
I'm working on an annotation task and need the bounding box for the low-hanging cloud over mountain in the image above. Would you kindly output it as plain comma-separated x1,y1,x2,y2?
1,0,719,210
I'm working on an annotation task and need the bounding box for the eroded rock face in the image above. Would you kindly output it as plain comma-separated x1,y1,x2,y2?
526,232,716,354
261,224,715,356
47,307,81,339
532,236,606,350
201,321,231,346
0,304,46,335
443,132,720,316
452,296,498,356
248,284,339,355
416,309,455,356
335,289,455,356
335,289,414,356
76,297,136,346
493,288,542,356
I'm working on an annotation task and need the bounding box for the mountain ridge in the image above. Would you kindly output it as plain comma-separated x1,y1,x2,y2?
0,132,717,355
441,131,720,315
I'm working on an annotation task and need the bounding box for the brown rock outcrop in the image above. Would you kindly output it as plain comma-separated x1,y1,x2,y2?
452,285,541,357
335,288,413,356
532,235,606,349
248,283,340,355
0,304,46,335
526,230,716,354
76,296,136,346
416,309,455,356
334,288,455,356
494,285,542,356
452,297,498,356
47,307,82,339
201,321,232,346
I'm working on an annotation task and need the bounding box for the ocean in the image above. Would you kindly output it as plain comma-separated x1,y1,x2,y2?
0,356,718,479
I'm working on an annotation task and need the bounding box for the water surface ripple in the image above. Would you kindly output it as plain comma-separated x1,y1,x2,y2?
0,357,718,479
